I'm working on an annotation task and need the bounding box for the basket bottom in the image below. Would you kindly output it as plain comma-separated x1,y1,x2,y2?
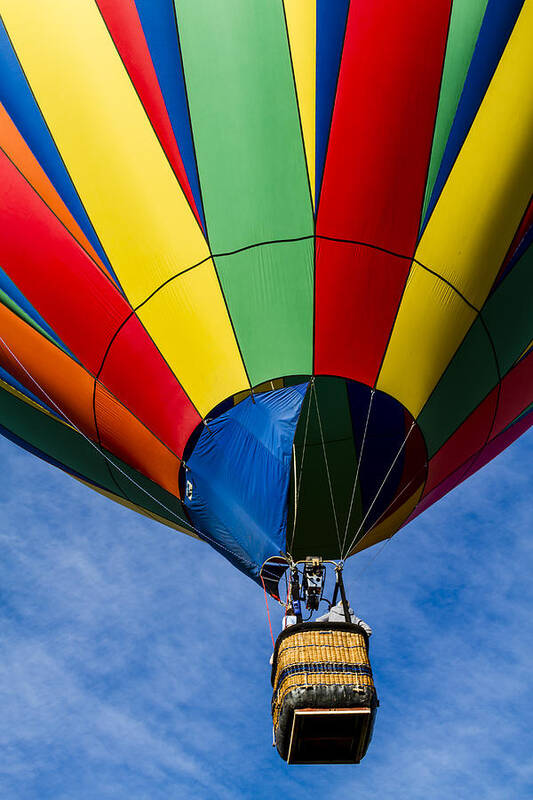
274,684,378,763
288,707,373,764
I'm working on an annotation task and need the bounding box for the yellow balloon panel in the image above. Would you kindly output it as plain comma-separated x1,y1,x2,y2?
283,0,316,204
416,1,533,308
1,0,209,305
377,265,477,418
137,261,249,417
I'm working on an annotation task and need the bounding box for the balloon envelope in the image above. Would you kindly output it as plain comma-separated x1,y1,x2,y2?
0,0,531,588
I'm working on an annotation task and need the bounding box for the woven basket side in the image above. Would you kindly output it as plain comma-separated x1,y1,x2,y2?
273,629,370,686
272,628,375,733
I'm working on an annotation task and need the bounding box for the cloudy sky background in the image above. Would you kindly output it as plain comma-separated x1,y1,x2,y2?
0,428,531,799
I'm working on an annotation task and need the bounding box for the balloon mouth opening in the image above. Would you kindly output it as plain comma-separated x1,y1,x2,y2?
287,376,428,561
179,375,427,583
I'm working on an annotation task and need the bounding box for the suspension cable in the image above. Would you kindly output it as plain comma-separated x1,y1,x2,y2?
347,472,423,583
260,575,276,648
312,378,343,556
0,332,253,564
343,420,416,558
341,387,375,558
288,381,313,554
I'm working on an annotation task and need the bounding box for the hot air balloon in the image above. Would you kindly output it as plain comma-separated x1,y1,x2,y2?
0,0,531,764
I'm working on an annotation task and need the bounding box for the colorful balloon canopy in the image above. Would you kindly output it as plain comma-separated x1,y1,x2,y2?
0,0,531,588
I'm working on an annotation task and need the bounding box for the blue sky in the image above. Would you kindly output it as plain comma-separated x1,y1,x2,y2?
0,430,531,799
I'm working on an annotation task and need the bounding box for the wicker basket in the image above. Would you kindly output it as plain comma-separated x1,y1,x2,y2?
271,622,377,762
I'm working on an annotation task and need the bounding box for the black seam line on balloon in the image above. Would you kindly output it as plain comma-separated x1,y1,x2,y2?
0,374,57,424
90,452,195,537
90,382,132,504
491,196,533,291
412,310,504,499
2,290,141,458
456,310,502,477
313,1,350,220
82,323,149,506
104,463,136,507
373,263,412,390
316,234,479,312
513,344,533,368
418,26,513,240
93,232,481,427
0,260,187,461
0,144,119,296
372,247,482,391
311,38,318,375
420,327,509,469
140,233,479,320
319,232,414,392
89,412,193,533
414,0,454,245
311,0,322,375
94,232,481,430
89,371,182,459
504,403,533,431
171,6,254,400
5,406,125,507
415,397,515,513
319,232,481,391
0,271,69,358
414,289,504,446
171,3,208,235
504,236,533,294
0,288,188,463
516,346,533,366
94,236,315,401
104,456,154,513
420,450,478,505
280,0,315,221
294,435,354,448
0,328,238,549
426,313,502,436
400,309,502,527
92,299,206,445
0,20,124,297
280,0,317,377
277,373,432,531
416,235,533,432
1,304,185,463
93,0,206,240
207,266,256,401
